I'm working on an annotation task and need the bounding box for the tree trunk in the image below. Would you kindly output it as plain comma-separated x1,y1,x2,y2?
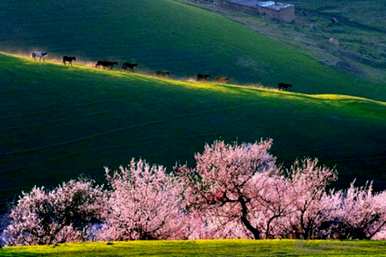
239,196,260,239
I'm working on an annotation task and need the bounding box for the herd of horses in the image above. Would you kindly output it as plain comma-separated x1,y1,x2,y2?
31,51,293,90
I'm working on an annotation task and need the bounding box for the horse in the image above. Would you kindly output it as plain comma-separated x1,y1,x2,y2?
96,60,118,69
278,82,292,91
197,74,210,81
331,17,339,24
215,76,230,83
63,56,76,66
31,51,48,62
156,71,170,77
122,62,138,71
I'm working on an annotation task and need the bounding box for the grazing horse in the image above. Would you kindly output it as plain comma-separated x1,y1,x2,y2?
215,76,230,83
331,17,339,24
197,74,210,81
31,51,48,62
278,82,292,91
63,56,76,66
96,60,118,69
156,71,170,77
122,62,138,71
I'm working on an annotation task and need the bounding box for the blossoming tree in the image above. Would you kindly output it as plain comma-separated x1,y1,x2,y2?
2,140,386,245
98,159,187,240
3,180,105,245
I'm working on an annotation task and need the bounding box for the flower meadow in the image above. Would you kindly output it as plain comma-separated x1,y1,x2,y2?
1,140,385,246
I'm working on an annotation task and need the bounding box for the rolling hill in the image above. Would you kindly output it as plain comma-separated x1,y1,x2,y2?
0,53,385,211
0,0,385,100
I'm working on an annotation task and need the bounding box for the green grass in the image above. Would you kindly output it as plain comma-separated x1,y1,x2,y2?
188,0,386,83
290,0,386,30
0,53,385,211
0,0,385,101
2,240,386,257
290,0,386,78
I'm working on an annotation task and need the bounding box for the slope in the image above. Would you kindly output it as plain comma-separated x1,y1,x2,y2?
0,0,384,100
0,53,385,210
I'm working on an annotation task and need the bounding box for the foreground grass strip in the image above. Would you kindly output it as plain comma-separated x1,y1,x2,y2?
2,240,386,257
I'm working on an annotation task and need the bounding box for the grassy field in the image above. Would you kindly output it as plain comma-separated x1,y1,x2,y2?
290,0,386,80
0,0,385,101
2,240,386,257
188,0,386,83
289,0,386,30
0,53,385,211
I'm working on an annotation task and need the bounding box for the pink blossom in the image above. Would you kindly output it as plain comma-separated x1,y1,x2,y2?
332,183,386,239
3,180,105,245
3,140,385,244
98,159,187,240
179,140,276,239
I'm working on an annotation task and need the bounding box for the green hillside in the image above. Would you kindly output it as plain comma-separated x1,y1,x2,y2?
0,53,385,210
0,0,384,100
2,240,386,257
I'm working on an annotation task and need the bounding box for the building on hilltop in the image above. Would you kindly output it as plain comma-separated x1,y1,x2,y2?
224,0,295,22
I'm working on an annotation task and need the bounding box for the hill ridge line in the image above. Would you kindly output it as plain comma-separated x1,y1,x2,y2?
1,51,385,107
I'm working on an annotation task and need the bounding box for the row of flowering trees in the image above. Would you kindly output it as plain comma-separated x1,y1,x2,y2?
2,140,386,245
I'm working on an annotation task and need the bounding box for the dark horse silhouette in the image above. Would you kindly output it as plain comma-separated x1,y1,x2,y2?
197,74,210,81
156,71,170,77
278,82,292,90
122,62,138,71
96,60,118,69
63,56,76,65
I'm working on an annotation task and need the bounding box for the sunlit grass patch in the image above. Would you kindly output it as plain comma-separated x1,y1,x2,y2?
2,240,386,257
2,51,385,107
0,0,385,101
